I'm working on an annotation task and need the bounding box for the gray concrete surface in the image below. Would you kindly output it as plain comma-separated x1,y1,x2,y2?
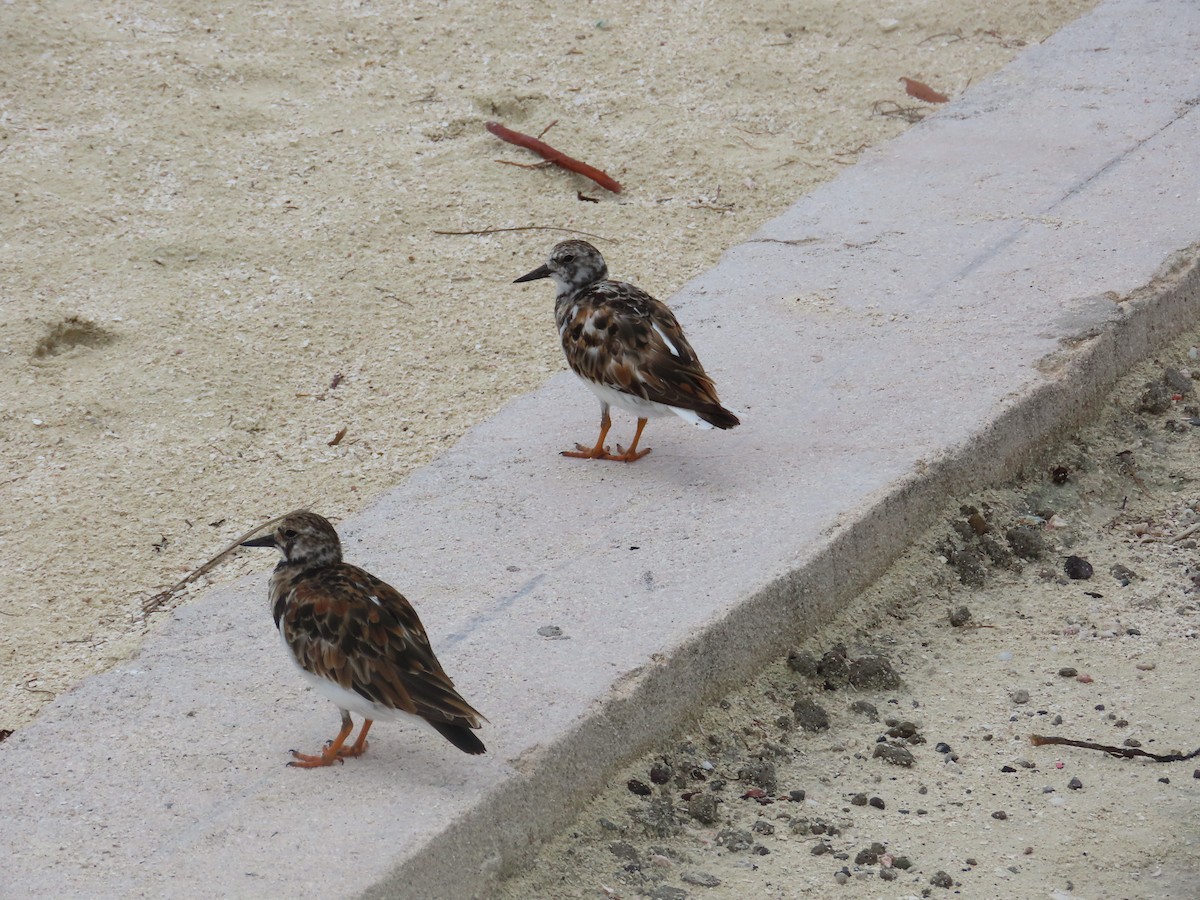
4,2,1200,897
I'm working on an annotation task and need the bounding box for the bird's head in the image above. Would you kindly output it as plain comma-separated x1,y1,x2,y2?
513,239,608,297
242,510,343,568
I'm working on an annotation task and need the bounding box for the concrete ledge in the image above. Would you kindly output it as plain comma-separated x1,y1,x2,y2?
4,2,1200,897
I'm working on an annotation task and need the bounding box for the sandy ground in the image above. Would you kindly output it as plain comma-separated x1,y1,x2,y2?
495,329,1200,899
0,1,1093,734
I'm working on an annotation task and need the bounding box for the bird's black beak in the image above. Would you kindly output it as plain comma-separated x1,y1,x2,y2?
513,263,552,284
241,534,277,549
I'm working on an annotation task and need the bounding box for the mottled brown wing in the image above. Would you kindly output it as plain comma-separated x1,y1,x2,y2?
280,564,485,728
559,281,737,424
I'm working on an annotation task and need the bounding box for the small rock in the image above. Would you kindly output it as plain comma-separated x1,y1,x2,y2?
738,760,777,794
948,605,972,627
793,698,831,732
1163,367,1193,394
1064,556,1094,580
953,549,987,586
649,761,673,784
633,796,682,838
848,655,902,690
850,699,879,722
1136,662,1156,671
850,793,868,806
1012,689,1031,705
1139,380,1173,413
1068,777,1083,790
935,742,952,754
752,819,774,835
869,796,886,810
1006,526,1046,560
608,841,639,861
1058,667,1078,677
855,842,887,865
681,871,721,888
1111,564,1138,585
786,649,819,677
930,870,954,888
810,842,829,856
894,857,912,870
686,792,718,825
880,868,897,881
715,828,753,852
789,789,806,802
818,647,850,687
627,779,652,796
874,744,915,767
991,810,1008,820
1077,673,1094,684
834,870,849,885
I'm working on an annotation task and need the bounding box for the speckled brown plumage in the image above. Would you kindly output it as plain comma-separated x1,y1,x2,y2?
243,510,486,767
515,240,738,461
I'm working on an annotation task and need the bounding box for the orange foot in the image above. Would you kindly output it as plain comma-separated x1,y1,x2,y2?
287,718,372,768
611,444,652,462
561,442,613,459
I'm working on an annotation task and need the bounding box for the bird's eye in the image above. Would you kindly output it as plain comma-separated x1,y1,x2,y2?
283,529,298,539
560,253,575,263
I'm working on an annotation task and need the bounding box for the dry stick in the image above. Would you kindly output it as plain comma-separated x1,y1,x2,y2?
1031,733,1200,763
140,512,293,618
485,121,622,193
432,224,618,243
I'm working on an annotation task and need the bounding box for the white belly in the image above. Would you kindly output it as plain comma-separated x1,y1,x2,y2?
580,378,713,429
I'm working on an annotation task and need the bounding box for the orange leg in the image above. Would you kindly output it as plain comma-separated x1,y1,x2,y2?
562,407,614,459
612,418,652,462
288,711,371,768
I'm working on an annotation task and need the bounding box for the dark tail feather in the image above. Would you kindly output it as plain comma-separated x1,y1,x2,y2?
432,721,487,755
699,404,740,430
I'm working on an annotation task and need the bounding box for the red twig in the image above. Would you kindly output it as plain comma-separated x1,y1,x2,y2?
899,77,949,104
485,121,622,193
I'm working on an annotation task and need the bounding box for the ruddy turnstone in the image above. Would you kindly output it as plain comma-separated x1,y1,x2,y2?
242,510,486,767
514,240,739,462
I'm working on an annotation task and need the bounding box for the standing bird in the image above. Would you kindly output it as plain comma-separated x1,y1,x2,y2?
242,510,486,767
514,240,739,462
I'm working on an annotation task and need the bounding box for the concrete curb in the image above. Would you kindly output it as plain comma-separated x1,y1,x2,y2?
3,2,1199,897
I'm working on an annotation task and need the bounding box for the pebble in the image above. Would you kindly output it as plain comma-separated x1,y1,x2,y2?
1006,526,1046,560
869,796,886,810
878,748,912,768
738,760,777,794
793,698,831,732
1012,689,1031,705
686,793,718,825
681,872,721,888
855,842,887,865
627,779,652,796
991,810,1008,820
1136,662,1156,671
935,742,952,754
649,761,672,784
1064,555,1094,580
930,870,954,888
949,605,972,627
1077,674,1094,684
850,699,879,722
848,655,901,690
786,649,819,677
834,870,850,885
1058,667,1078,678
850,793,868,806
1068,777,1083,790
879,868,897,881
